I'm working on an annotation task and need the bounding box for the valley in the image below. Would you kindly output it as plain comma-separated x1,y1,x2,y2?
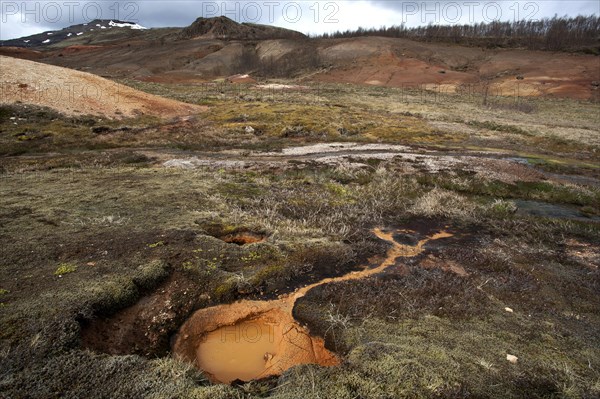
0,14,599,399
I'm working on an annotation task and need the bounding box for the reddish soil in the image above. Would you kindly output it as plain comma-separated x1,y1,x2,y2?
315,50,476,88
0,47,45,60
58,45,106,55
219,231,267,245
312,37,600,99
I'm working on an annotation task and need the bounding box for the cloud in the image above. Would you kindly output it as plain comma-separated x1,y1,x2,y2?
1,0,598,40
370,1,600,25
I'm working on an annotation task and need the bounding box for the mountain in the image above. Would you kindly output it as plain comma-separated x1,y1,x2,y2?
0,19,149,48
0,17,305,48
178,16,306,40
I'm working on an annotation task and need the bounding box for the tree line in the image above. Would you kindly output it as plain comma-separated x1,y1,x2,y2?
312,15,600,52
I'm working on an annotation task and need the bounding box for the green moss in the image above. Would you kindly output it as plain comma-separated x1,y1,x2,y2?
417,173,600,208
0,288,8,295
468,120,532,136
325,182,350,197
214,278,237,300
241,251,262,262
251,262,285,284
54,263,78,276
147,241,165,248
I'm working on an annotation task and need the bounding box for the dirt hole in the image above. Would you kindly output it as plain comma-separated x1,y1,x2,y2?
198,222,268,245
218,231,267,245
173,304,338,384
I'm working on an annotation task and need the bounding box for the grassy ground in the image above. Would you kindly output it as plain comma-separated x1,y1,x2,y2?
1,80,599,398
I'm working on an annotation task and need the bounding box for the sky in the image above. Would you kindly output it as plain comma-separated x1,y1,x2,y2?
1,1,599,40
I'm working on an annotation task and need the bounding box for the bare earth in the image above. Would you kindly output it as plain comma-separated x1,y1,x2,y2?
0,56,205,119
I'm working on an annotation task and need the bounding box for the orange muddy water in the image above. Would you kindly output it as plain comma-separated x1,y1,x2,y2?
173,227,453,384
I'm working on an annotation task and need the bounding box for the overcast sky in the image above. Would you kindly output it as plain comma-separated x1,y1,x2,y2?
1,1,599,40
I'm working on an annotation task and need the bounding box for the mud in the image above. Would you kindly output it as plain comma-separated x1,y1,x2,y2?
173,227,453,384
218,231,267,245
199,223,269,245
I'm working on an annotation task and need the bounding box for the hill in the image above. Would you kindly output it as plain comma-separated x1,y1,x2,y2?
0,19,150,48
179,16,306,40
0,55,204,118
1,16,598,100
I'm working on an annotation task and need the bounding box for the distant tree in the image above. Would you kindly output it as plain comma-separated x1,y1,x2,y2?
312,15,600,52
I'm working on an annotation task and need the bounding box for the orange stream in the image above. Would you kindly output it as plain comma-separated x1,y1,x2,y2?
177,227,453,383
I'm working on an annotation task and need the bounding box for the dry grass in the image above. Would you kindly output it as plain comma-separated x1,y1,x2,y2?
1,78,599,398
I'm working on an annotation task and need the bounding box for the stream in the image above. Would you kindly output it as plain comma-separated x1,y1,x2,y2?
172,227,453,384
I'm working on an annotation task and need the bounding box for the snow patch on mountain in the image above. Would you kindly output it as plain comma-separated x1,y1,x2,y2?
108,20,147,30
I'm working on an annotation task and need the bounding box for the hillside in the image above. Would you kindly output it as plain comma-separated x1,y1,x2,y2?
179,16,306,40
1,17,598,100
0,55,204,118
0,19,151,48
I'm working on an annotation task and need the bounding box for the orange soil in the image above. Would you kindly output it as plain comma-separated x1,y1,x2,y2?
313,37,599,99
173,227,453,384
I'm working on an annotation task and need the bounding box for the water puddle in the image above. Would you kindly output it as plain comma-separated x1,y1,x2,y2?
542,172,600,188
173,227,453,384
515,200,600,222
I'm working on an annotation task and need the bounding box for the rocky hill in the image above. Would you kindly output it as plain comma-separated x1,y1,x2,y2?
178,16,306,40
0,19,149,48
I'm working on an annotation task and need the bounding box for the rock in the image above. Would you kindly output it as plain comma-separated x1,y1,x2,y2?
505,307,513,313
516,75,525,80
245,126,255,134
506,354,518,364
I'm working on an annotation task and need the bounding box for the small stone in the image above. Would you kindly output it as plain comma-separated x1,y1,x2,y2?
506,354,518,364
505,307,513,313
245,126,255,134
